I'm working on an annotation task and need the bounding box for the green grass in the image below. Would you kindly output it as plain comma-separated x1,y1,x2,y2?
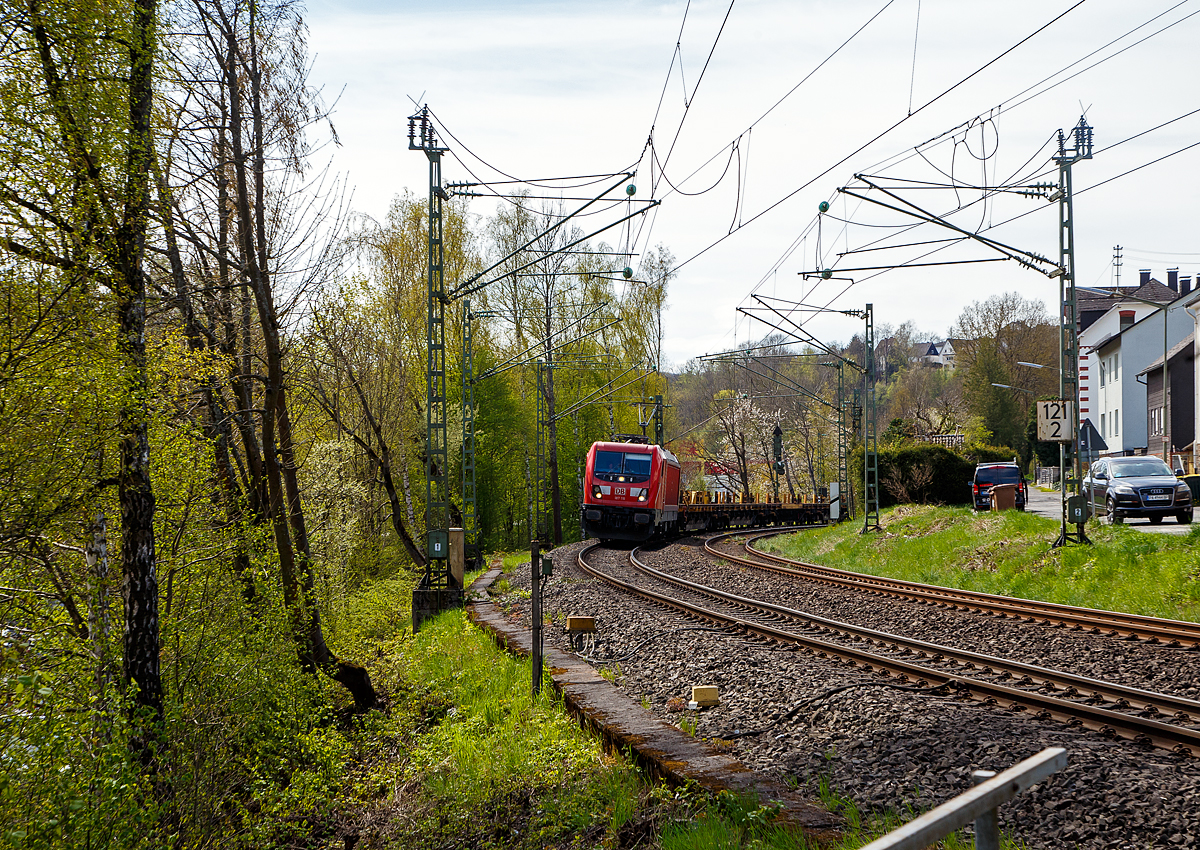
320,601,833,849
312,605,651,849
801,773,1030,850
302,541,1066,849
766,504,1200,621
501,550,529,573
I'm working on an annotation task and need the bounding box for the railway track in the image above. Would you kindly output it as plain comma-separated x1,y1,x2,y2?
705,529,1200,649
576,540,1200,756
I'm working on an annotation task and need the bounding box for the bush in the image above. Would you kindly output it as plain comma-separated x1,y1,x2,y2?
961,443,1020,465
854,444,980,508
0,676,163,850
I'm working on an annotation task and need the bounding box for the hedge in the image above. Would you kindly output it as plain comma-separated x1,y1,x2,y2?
851,442,1018,508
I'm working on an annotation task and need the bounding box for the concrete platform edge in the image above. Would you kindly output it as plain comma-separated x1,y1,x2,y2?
466,567,841,836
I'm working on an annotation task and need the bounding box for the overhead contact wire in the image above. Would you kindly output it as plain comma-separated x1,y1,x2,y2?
672,0,1091,281
860,1,1196,179
648,0,693,136
657,0,737,180
636,0,897,272
651,0,896,204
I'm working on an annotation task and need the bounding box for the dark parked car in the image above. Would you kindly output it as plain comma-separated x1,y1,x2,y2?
971,462,1027,511
1082,456,1193,524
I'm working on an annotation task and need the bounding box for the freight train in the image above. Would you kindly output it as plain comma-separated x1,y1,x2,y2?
580,438,830,542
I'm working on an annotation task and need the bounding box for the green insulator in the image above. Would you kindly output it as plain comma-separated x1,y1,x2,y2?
626,184,637,196
818,201,830,213
821,268,832,279
623,267,633,279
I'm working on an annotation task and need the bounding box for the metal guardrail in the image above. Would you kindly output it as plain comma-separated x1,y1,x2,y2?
858,747,1068,850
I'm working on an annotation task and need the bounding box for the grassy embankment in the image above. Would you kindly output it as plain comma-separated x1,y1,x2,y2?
256,506,1200,848
763,504,1200,621
21,511,1142,848
316,515,1147,850
302,554,825,850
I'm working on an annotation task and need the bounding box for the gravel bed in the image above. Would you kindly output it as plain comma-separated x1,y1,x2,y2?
694,537,1200,701
489,537,1200,849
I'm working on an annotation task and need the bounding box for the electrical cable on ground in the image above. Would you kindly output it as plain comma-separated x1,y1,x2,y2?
716,680,955,740
576,626,730,665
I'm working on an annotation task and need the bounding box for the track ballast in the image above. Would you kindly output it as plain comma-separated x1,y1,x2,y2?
495,536,1200,849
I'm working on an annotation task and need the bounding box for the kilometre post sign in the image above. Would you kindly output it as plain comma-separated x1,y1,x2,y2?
1036,400,1074,442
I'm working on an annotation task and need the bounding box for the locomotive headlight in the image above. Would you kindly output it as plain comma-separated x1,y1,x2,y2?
637,490,647,502
592,485,602,499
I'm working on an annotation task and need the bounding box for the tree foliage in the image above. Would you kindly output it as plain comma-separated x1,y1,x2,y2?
0,0,686,840
951,291,1058,461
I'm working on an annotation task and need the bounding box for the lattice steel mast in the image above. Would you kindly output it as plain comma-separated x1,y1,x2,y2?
409,106,457,618
1053,116,1093,547
862,304,879,532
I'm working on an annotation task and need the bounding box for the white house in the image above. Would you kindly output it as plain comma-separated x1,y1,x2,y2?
915,339,957,370
1079,280,1193,455
1187,290,1200,471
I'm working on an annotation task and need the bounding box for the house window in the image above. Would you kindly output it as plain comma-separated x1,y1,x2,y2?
1099,362,1106,388
1114,353,1119,380
1100,413,1106,439
1113,409,1118,436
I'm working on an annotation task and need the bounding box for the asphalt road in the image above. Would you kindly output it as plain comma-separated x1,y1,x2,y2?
1024,486,1195,537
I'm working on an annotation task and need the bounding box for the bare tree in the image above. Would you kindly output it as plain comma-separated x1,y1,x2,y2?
154,0,374,709
486,196,606,544
951,291,1058,401
302,281,428,570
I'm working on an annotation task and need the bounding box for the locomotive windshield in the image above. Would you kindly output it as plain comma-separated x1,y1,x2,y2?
594,450,653,482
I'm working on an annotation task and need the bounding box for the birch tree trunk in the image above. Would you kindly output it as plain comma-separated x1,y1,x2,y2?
85,514,114,732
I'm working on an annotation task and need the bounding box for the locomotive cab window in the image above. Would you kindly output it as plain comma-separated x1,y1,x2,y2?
594,451,652,482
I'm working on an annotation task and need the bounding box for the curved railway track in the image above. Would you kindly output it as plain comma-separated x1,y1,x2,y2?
704,529,1200,649
576,540,1200,756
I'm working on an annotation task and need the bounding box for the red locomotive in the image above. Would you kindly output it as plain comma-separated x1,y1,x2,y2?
581,438,830,542
581,440,681,541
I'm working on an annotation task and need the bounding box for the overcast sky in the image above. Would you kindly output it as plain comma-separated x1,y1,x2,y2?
305,0,1200,367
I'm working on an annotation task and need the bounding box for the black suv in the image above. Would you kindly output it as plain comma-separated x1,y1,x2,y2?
971,462,1028,511
1082,456,1193,524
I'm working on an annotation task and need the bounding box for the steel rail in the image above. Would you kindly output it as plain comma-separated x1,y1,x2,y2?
576,541,1200,755
638,545,1200,722
707,530,1200,649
